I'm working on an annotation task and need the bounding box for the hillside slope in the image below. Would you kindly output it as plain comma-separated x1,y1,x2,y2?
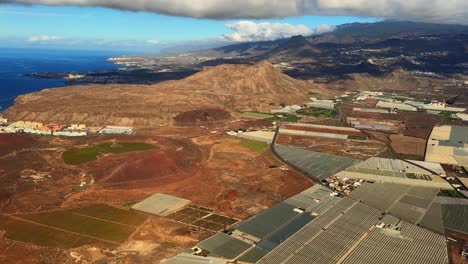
4,62,333,127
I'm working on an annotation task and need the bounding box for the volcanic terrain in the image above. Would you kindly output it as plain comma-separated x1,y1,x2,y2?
4,61,334,127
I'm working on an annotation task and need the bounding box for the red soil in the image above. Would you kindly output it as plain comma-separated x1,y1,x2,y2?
174,108,231,125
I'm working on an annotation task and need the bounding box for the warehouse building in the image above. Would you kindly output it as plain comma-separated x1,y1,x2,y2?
279,128,348,140
353,108,391,114
306,98,335,110
98,126,133,135
426,125,468,167
377,101,418,112
349,121,392,131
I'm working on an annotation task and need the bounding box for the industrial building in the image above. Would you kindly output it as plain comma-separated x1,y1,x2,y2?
336,157,452,189
349,120,392,131
279,128,349,140
270,105,302,114
457,113,468,121
53,131,87,137
377,101,418,112
353,107,392,114
426,125,468,167
306,98,335,110
98,126,133,135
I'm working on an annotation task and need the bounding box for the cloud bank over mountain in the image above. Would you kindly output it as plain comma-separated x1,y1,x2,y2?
223,21,335,42
1,0,467,24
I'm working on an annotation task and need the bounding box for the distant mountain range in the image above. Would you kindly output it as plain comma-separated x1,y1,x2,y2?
196,20,468,58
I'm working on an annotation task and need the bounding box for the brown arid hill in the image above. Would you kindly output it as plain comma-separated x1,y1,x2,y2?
330,68,468,105
4,61,334,127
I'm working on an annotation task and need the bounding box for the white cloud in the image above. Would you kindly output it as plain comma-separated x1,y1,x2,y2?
146,39,159,45
1,0,468,24
28,35,64,42
223,21,335,42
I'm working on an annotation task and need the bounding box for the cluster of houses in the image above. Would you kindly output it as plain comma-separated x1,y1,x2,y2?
0,118,134,137
4,121,88,136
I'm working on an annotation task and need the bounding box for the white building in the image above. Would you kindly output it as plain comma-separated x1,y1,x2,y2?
99,126,133,135
377,101,417,112
54,131,87,137
456,113,468,121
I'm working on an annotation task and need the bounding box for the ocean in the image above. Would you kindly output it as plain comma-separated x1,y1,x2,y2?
0,48,123,112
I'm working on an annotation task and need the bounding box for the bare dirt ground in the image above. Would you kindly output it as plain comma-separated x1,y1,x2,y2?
276,134,392,160
446,229,468,264
389,134,427,159
0,128,312,262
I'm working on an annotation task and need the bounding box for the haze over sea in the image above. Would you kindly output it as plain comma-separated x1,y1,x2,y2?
0,48,123,112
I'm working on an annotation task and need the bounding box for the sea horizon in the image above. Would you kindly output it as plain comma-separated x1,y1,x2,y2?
0,48,125,112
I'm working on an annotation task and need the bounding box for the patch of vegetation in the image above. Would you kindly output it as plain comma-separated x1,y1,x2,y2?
0,215,112,249
72,204,147,226
62,142,158,165
239,110,275,119
414,98,432,104
267,113,302,123
19,210,136,243
439,111,458,120
297,107,337,118
241,138,268,152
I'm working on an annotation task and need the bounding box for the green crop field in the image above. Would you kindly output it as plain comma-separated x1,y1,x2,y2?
267,114,302,123
297,107,337,118
72,204,147,226
241,111,274,119
0,215,113,248
62,141,158,165
241,139,268,152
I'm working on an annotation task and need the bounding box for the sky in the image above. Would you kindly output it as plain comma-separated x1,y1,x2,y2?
0,0,466,53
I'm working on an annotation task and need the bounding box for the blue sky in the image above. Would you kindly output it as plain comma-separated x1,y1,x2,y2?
0,4,379,52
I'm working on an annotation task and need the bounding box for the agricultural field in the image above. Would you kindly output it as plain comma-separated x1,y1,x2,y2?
0,215,105,249
241,138,268,152
62,141,158,165
241,111,275,119
268,113,302,123
297,107,337,118
276,134,392,160
0,205,147,248
389,135,427,160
